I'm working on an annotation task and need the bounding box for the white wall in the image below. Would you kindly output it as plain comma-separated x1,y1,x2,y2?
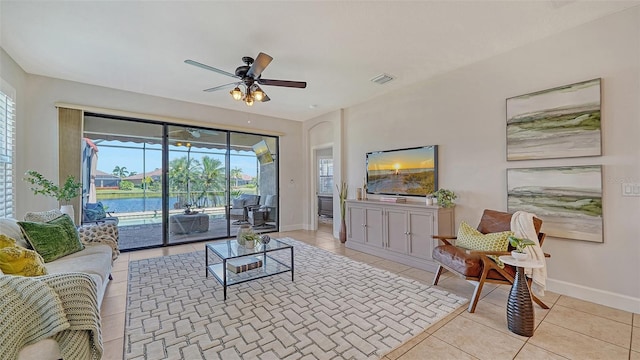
339,8,640,312
1,54,304,230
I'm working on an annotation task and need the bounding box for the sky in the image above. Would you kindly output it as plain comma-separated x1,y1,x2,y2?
94,141,260,177
367,146,436,171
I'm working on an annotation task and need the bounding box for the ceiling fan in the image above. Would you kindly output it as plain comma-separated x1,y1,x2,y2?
185,52,307,106
168,128,222,147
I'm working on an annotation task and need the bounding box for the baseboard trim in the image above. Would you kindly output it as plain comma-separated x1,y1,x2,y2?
547,278,640,313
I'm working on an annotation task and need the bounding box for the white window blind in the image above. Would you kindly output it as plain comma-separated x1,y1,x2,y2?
0,81,16,218
318,158,333,195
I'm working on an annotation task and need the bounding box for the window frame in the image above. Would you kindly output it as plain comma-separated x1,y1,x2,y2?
0,79,16,218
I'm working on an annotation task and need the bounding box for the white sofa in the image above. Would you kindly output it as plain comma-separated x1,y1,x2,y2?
0,218,115,360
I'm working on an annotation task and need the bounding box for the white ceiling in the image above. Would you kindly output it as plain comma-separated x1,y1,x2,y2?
1,1,638,122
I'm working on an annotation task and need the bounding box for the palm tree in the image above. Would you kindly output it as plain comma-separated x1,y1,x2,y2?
198,156,226,206
112,165,129,178
168,156,201,206
230,167,243,188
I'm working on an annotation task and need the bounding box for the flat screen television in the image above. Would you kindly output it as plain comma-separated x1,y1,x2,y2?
252,140,274,165
366,145,438,197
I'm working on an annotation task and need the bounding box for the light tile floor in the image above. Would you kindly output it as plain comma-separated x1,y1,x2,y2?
101,225,639,359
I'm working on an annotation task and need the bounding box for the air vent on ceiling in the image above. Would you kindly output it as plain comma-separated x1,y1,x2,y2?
370,73,395,85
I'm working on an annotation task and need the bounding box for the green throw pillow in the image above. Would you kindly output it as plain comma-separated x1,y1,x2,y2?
456,221,513,267
18,214,84,263
456,221,512,251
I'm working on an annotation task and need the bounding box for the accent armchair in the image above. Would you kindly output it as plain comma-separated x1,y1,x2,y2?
432,209,549,313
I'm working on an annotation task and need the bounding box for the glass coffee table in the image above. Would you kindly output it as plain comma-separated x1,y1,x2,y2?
205,238,294,300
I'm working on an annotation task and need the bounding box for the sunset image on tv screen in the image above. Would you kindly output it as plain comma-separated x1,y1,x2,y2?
367,146,437,196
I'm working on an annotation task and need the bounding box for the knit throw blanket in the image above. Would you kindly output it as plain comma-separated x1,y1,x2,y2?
0,273,103,359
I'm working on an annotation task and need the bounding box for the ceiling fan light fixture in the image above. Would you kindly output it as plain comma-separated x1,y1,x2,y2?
250,84,265,102
245,94,254,107
253,90,264,102
230,87,243,101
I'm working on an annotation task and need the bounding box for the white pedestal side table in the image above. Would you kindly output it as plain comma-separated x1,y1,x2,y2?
498,255,544,337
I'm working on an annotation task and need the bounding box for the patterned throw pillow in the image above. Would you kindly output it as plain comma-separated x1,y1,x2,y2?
0,234,48,276
0,218,31,249
24,209,64,223
456,221,513,267
18,214,84,263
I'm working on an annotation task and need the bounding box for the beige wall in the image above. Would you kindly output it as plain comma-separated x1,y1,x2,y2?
335,7,640,312
1,55,304,229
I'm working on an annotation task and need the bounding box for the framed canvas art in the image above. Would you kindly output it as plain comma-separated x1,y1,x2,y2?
506,78,601,161
507,165,603,242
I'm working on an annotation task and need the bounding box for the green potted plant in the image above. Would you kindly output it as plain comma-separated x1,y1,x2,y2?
336,181,348,243
432,188,457,208
240,228,261,249
24,170,82,222
508,235,537,261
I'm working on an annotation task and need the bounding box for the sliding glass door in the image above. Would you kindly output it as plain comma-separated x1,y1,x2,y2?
167,126,228,244
83,115,279,250
229,133,278,234
83,116,164,250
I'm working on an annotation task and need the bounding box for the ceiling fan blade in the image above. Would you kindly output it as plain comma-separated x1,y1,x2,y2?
247,52,273,78
185,59,239,79
258,78,307,88
203,82,240,92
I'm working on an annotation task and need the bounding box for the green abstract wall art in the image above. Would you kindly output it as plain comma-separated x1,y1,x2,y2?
507,165,603,242
506,78,601,161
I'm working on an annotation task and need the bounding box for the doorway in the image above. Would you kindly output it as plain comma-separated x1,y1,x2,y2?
316,147,333,231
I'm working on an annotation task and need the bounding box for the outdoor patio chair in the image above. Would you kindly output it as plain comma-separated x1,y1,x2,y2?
248,194,277,228
230,194,260,224
431,209,549,313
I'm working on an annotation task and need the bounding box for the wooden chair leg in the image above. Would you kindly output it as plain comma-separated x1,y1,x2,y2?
532,294,549,309
468,267,490,313
526,278,549,309
432,265,444,286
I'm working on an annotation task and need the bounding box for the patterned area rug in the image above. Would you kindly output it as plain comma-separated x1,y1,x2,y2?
124,238,467,359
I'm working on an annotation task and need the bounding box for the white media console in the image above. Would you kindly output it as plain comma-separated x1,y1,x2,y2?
345,199,454,272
